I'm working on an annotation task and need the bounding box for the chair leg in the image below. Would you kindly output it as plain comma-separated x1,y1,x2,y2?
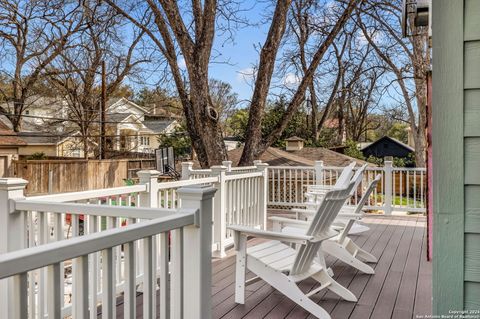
234,234,247,304
322,240,375,275
345,239,377,263
248,257,332,319
312,270,357,302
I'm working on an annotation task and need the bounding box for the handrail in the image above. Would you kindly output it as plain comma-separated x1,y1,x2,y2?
157,177,218,189
14,199,177,219
26,184,147,202
224,171,263,181
0,210,196,280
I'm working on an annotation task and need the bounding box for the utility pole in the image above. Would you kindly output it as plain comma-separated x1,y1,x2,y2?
100,60,107,159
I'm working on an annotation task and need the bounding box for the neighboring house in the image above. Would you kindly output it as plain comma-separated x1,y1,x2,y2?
223,137,242,151
90,97,179,154
0,96,68,132
0,116,26,177
360,136,414,160
1,97,180,158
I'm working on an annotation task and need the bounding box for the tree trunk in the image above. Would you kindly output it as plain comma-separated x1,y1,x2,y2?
310,83,319,142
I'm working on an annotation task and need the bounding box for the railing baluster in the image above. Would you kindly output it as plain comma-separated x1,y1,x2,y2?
12,273,28,319
27,213,36,317
101,248,115,319
47,263,61,319
170,227,183,319
72,255,88,318
143,236,154,319
414,171,417,209
88,215,98,319
124,241,136,319
159,233,170,319
39,212,47,318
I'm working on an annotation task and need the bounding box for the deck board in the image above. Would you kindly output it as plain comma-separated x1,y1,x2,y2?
110,214,431,319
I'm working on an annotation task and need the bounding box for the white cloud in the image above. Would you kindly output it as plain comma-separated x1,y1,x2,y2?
283,73,301,87
236,67,257,83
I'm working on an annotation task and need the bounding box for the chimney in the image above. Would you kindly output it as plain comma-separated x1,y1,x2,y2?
285,136,304,151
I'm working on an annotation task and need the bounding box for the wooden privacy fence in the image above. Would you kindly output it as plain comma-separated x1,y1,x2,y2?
11,159,155,195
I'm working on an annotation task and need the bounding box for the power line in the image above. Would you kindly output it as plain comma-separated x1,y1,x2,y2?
1,112,180,125
0,131,188,139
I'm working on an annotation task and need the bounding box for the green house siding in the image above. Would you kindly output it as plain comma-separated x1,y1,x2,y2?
434,0,480,314
464,0,480,312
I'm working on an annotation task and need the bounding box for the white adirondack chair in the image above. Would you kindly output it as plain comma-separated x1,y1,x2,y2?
305,162,356,200
271,175,381,274
299,164,369,234
228,181,357,319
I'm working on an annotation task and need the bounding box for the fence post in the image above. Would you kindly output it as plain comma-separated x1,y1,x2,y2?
181,162,193,180
177,185,216,319
222,160,232,172
0,178,28,318
137,170,160,208
384,160,393,215
211,165,228,258
254,160,269,230
314,160,324,184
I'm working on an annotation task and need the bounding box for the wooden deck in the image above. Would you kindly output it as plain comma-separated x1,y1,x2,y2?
116,214,432,318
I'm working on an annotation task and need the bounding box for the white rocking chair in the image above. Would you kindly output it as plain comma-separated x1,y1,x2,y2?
228,181,357,319
271,174,381,275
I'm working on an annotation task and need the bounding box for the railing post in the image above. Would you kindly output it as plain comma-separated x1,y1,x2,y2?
314,160,324,184
222,160,232,172
177,185,216,319
137,170,160,303
0,178,28,318
137,170,160,208
211,165,228,258
254,160,269,230
384,160,393,215
181,162,193,180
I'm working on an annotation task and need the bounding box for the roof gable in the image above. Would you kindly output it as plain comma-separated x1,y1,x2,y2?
106,97,148,115
361,136,414,152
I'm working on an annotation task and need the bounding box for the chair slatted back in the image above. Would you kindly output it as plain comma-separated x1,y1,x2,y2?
306,162,356,194
353,174,381,215
290,181,355,276
349,164,368,195
333,162,356,189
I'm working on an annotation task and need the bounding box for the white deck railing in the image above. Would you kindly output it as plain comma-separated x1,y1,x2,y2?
0,177,215,319
267,160,426,214
0,159,426,318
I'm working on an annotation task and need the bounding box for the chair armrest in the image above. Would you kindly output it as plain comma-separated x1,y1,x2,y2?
337,212,363,219
291,208,316,216
227,225,313,245
269,216,309,227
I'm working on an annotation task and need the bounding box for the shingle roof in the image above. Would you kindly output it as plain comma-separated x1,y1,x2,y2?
142,120,175,133
285,147,370,166
285,136,305,142
0,118,27,146
16,132,63,145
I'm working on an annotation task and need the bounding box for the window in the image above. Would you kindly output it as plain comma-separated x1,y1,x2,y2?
140,136,150,146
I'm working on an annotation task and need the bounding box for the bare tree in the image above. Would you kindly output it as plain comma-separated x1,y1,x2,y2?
209,78,239,130
46,3,147,158
357,0,430,166
0,0,84,131
105,0,360,167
